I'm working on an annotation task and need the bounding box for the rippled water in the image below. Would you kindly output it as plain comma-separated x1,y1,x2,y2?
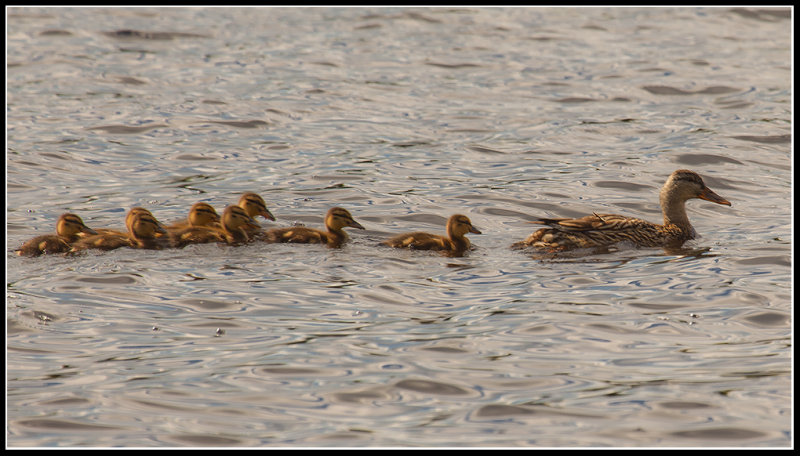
6,6,792,448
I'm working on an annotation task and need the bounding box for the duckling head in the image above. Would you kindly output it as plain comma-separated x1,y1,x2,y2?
57,213,97,238
128,210,167,240
188,202,221,227
223,205,261,233
238,192,276,221
447,214,481,239
326,207,365,231
125,207,158,234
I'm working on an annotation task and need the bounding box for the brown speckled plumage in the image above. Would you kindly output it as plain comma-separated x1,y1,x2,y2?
16,213,97,256
384,214,481,257
264,207,364,248
511,169,731,252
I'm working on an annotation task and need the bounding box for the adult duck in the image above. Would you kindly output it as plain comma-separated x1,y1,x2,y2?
511,169,731,252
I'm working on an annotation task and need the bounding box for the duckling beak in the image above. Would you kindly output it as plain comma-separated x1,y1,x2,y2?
81,226,98,235
698,187,731,206
469,225,482,235
154,223,168,235
349,220,365,230
261,208,276,221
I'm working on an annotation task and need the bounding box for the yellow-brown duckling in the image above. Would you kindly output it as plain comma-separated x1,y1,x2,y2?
384,214,482,257
91,207,153,237
238,192,276,222
71,208,168,251
237,192,276,240
170,205,260,248
164,202,221,235
16,213,97,256
511,169,732,253
264,207,364,248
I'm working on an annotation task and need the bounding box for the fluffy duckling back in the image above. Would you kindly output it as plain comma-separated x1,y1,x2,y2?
164,202,221,234
16,213,97,256
511,169,731,252
170,205,260,248
384,214,481,257
71,208,167,251
264,207,364,248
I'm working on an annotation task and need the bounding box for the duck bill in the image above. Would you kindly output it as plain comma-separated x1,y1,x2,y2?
469,226,482,235
81,226,98,235
699,187,731,206
246,218,261,231
261,209,276,221
349,220,365,230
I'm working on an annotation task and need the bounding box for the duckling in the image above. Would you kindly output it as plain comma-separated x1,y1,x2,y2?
16,213,97,256
237,192,276,240
127,210,170,249
511,169,732,252
92,206,153,237
264,207,364,248
238,192,276,222
164,202,221,234
71,208,168,251
170,205,260,248
384,214,482,257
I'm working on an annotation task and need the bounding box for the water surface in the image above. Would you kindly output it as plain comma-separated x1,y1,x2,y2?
6,6,792,448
